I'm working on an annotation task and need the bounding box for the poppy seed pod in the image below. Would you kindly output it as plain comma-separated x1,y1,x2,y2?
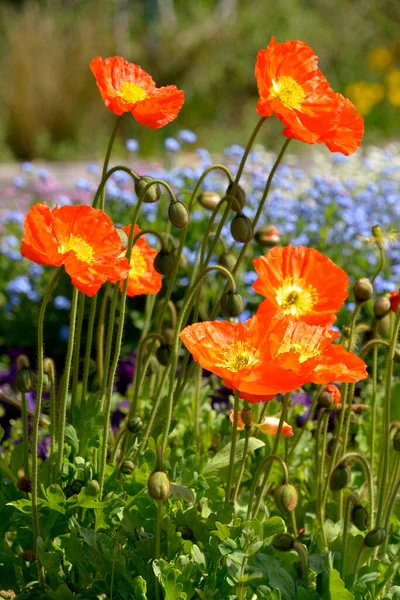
115,227,129,250
135,176,161,203
255,224,280,248
364,528,386,548
197,191,221,210
226,182,246,212
156,344,172,367
351,504,369,531
147,470,171,501
231,213,253,243
220,290,244,318
127,416,143,434
16,354,30,371
318,390,334,409
393,429,400,452
218,251,236,273
274,483,298,513
241,406,253,427
329,463,351,491
15,368,35,393
354,278,374,303
17,476,32,493
120,459,135,475
85,480,101,497
154,250,175,276
168,201,190,228
272,533,295,552
374,296,391,319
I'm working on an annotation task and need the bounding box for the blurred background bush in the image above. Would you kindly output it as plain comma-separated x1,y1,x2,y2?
0,0,399,161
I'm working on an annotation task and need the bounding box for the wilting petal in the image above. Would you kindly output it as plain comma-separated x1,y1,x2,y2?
255,416,294,437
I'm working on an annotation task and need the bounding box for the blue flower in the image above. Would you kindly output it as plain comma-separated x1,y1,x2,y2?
87,163,100,174
178,130,197,144
21,161,34,173
165,137,181,152
126,138,139,152
59,325,70,342
13,176,26,189
54,296,72,310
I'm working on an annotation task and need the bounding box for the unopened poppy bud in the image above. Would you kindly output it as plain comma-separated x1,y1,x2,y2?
378,313,391,338
197,191,221,210
393,429,400,452
70,480,85,495
16,354,30,370
354,278,374,303
85,480,100,497
120,459,135,475
41,372,51,392
147,470,171,501
374,296,391,319
115,227,129,250
135,176,161,203
163,327,175,346
226,182,246,212
324,384,341,404
220,290,244,317
231,213,253,243
351,505,369,531
241,406,253,427
146,355,159,376
255,224,280,248
274,483,298,513
329,463,350,491
156,344,172,366
318,390,334,409
177,525,193,540
364,528,386,548
43,357,55,377
272,533,295,552
168,201,190,228
127,416,143,434
17,476,32,493
154,250,175,276
15,368,35,393
218,251,236,272
372,224,383,242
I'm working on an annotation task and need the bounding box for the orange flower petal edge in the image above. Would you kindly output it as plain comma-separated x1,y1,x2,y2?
21,202,129,297
255,416,294,438
120,225,162,298
324,384,341,404
90,56,184,128
390,288,400,313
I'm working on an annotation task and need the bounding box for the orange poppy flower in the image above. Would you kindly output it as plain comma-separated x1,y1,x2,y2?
119,225,162,297
21,203,129,297
390,288,400,313
90,56,184,129
253,246,348,326
255,37,363,154
179,315,367,401
324,383,341,404
255,416,294,438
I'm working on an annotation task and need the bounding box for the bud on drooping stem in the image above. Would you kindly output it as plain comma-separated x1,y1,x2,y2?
351,504,369,531
154,250,175,276
354,278,374,303
272,533,295,551
15,368,35,393
220,290,244,317
135,176,161,203
364,528,386,548
156,344,172,367
273,483,298,513
393,429,400,452
197,191,221,210
147,445,170,501
127,416,143,434
218,251,236,272
241,406,253,427
231,213,253,243
120,459,135,475
374,296,391,319
318,390,334,409
226,182,246,212
329,463,351,491
255,224,280,248
168,201,190,228
16,354,30,371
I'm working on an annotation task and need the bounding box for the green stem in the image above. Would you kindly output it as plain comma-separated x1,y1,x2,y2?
382,475,400,556
232,425,251,503
154,500,163,600
288,386,322,460
247,453,289,519
293,541,309,586
96,282,111,387
337,453,375,525
21,392,29,477
341,493,359,579
135,365,170,458
193,365,202,445
371,242,385,284
99,285,119,411
71,292,85,417
226,391,240,505
93,116,124,210
370,324,379,479
376,310,400,526
81,294,97,403
129,332,165,418
48,362,57,483
56,286,80,479
110,429,127,464
316,410,330,549
360,337,390,358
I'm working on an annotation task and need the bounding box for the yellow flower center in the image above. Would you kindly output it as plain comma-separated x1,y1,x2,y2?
117,81,148,104
58,234,95,264
275,277,318,318
276,339,321,364
128,247,147,281
269,76,305,110
216,341,260,373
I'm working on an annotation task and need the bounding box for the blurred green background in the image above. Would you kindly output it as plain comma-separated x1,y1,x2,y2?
0,0,399,161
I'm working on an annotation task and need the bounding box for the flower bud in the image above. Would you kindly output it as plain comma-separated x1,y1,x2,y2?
85,480,100,497
393,429,400,452
374,296,391,319
70,480,85,495
220,290,244,317
324,384,341,404
272,533,295,552
120,459,135,475
154,250,175,276
255,224,280,248
351,504,369,531
329,463,350,491
43,357,55,377
364,528,386,548
274,483,298,513
168,201,190,228
17,476,32,493
16,354,30,370
197,191,221,211
135,176,161,203
241,406,253,427
378,314,391,338
318,390,334,409
218,251,236,272
41,372,51,392
231,213,253,243
15,368,35,393
127,416,143,434
147,470,171,501
156,344,172,367
115,227,129,250
177,525,193,540
226,182,246,212
354,278,373,303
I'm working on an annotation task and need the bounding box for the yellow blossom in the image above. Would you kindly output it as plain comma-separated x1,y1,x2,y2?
346,82,385,116
367,47,393,72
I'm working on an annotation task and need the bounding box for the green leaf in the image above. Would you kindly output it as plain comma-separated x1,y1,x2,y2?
0,424,4,443
202,437,265,480
263,516,286,538
133,576,148,600
191,544,206,568
65,424,79,456
170,482,195,504
10,442,25,475
329,569,355,600
44,484,66,514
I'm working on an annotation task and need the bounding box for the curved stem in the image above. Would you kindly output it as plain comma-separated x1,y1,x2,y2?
71,292,85,417
338,452,375,524
247,453,289,519
341,493,360,579
110,429,127,464
99,285,119,410
21,392,29,477
96,282,111,387
226,391,240,505
81,294,97,403
382,476,400,556
371,242,385,285
193,365,202,445
288,386,322,460
135,365,170,458
360,338,390,358
233,425,251,503
129,333,165,418
293,541,309,586
316,410,330,549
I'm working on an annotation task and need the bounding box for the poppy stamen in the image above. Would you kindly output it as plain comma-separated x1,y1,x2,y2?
275,276,318,318
58,234,95,264
269,76,305,110
128,247,148,281
217,341,260,373
117,81,148,104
